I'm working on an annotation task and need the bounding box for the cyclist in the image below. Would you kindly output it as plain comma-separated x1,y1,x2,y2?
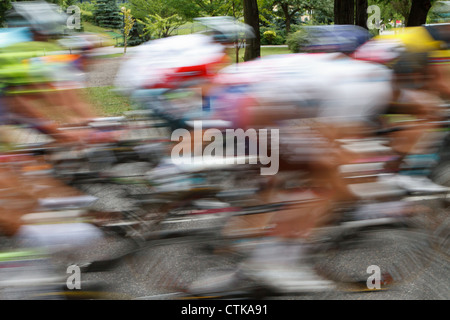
1,0,120,144
352,25,450,191
0,4,119,297
0,37,118,144
189,27,450,295
188,52,395,294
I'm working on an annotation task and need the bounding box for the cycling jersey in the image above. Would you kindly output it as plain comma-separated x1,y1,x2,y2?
210,53,394,128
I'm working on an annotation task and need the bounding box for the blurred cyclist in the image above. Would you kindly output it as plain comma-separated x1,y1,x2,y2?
0,30,117,144
188,52,395,294
190,26,450,295
0,2,120,298
352,26,450,190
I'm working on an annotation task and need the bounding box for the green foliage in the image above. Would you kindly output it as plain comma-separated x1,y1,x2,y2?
78,1,97,12
0,0,12,26
94,0,122,30
369,28,380,37
263,30,277,44
260,25,291,45
81,9,95,24
0,41,64,54
273,34,286,45
310,0,334,24
138,13,185,39
130,0,194,39
286,28,309,53
127,20,150,46
129,0,198,21
228,45,292,63
369,0,410,23
121,7,134,38
257,0,334,35
369,0,439,25
58,0,77,10
191,0,234,16
121,7,134,52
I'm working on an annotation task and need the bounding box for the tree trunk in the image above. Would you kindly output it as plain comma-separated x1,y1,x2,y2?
232,1,239,64
355,0,368,29
334,0,355,25
281,3,291,34
243,0,260,61
286,15,291,35
407,0,432,26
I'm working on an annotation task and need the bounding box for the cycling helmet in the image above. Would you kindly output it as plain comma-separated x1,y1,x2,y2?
194,16,255,44
352,26,443,65
300,25,372,54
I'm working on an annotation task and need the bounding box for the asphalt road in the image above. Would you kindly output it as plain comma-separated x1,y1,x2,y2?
71,180,449,301
1,179,447,301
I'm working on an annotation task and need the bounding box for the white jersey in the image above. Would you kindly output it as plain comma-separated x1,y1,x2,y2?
213,53,394,124
114,34,226,95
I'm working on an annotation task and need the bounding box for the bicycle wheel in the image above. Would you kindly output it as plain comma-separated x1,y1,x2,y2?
114,217,240,299
309,205,439,293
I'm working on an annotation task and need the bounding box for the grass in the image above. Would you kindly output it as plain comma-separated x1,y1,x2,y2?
173,22,209,36
92,53,125,59
228,45,292,63
79,86,135,116
82,22,121,47
260,46,291,56
0,41,65,55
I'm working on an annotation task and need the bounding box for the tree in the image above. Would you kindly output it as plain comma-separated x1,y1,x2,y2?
309,0,334,24
334,0,355,24
127,20,150,46
229,0,245,64
334,0,436,29
94,0,122,30
0,0,12,26
390,0,412,24
243,0,261,61
370,0,438,26
355,0,368,28
408,0,433,26
130,0,199,21
121,6,134,53
259,0,333,35
130,0,196,39
273,0,305,34
57,0,77,10
190,0,234,16
258,0,278,26
139,13,185,38
370,0,411,26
